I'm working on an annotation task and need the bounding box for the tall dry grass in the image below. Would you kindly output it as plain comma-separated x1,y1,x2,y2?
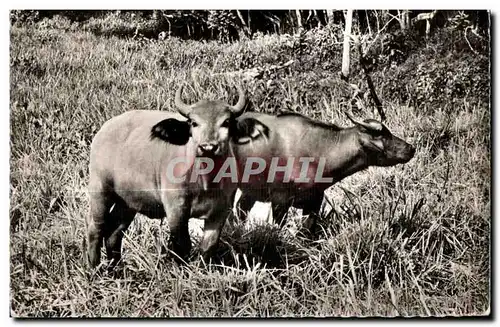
9,18,490,317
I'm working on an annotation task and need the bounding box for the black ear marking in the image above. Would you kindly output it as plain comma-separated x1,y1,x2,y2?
151,118,191,145
233,118,270,144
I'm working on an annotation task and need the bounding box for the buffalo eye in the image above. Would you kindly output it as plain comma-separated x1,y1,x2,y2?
190,120,199,128
221,119,231,128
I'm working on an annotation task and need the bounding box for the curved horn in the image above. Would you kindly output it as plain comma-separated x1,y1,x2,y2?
346,112,383,132
230,84,246,116
175,84,192,118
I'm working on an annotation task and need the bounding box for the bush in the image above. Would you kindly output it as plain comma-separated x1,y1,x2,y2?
10,10,40,25
372,27,489,112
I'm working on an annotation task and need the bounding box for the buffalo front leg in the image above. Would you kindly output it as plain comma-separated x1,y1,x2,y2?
104,196,137,268
302,192,324,236
270,190,293,227
163,192,191,262
200,209,230,264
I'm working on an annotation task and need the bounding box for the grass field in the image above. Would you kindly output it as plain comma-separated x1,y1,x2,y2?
9,17,490,317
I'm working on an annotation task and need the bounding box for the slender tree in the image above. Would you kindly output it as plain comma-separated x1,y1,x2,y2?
236,10,251,37
341,9,353,80
295,9,303,32
326,10,334,25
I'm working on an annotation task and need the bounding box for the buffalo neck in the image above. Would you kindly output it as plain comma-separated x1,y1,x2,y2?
316,127,368,183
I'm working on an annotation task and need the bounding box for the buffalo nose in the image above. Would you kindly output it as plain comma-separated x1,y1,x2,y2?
199,143,219,154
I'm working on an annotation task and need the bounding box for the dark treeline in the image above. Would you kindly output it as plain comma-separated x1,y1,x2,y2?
10,10,490,41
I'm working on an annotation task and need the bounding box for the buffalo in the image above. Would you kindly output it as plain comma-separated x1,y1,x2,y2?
87,84,266,268
232,111,416,231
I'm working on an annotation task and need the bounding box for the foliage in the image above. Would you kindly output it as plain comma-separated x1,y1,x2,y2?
447,11,477,31
10,10,40,25
373,27,489,111
207,10,239,41
83,11,160,38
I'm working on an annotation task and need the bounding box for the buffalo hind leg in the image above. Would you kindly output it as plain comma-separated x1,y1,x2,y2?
104,197,137,268
87,188,114,269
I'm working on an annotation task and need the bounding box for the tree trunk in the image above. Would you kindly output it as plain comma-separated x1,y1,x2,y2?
341,9,353,80
398,10,406,30
152,10,160,21
314,10,322,27
236,10,251,37
295,9,303,32
326,10,334,25
365,10,372,34
247,10,251,34
265,13,281,34
398,10,411,30
413,10,438,37
404,10,411,30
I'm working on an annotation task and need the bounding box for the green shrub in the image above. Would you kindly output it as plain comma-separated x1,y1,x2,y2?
10,10,40,25
373,27,489,112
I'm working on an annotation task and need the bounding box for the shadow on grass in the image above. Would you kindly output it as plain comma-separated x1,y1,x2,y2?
209,223,310,269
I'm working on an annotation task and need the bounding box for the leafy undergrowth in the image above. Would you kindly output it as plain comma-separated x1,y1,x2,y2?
9,21,490,317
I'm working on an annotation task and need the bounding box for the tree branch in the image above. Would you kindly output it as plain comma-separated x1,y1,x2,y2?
355,40,386,121
236,10,251,37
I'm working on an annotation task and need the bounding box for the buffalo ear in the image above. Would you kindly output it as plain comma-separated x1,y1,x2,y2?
368,139,385,152
233,118,269,144
359,136,385,153
151,118,191,145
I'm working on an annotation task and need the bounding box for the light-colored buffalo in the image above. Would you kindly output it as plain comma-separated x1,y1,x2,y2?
87,84,265,268
232,111,416,230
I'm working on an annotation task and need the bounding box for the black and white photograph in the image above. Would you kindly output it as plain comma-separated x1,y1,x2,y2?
8,9,491,317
